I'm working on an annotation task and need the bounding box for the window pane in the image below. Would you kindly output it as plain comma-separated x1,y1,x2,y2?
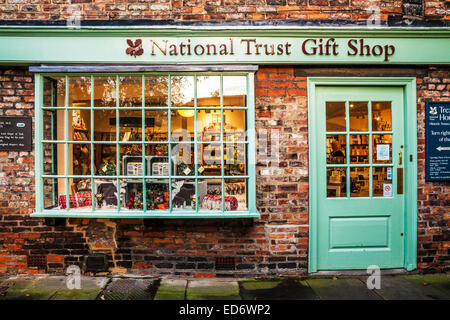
199,143,222,176
71,109,91,141
224,76,247,107
172,143,194,177
172,110,194,141
120,144,143,175
145,76,168,107
68,76,91,107
349,102,368,131
119,76,142,107
372,102,392,131
224,110,246,141
350,167,369,197
43,110,57,140
326,102,346,132
43,143,65,175
94,76,116,107
43,76,65,107
94,179,117,210
224,143,246,176
373,167,393,197
197,76,220,107
171,76,194,107
71,143,91,176
146,179,170,210
94,144,117,176
119,110,143,142
93,109,115,141
197,109,221,141
44,178,66,210
145,110,168,142
145,143,168,158
350,134,369,164
373,134,392,164
326,135,346,164
327,168,346,197
172,178,196,210
225,179,247,211
124,181,144,211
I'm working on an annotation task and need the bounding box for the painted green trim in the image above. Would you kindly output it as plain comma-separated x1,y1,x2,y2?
30,211,260,219
0,29,449,65
307,77,418,273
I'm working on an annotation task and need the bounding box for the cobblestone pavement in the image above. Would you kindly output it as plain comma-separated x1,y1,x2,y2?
0,273,448,300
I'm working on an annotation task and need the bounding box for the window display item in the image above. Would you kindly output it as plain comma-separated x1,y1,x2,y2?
97,182,117,206
59,193,92,209
127,192,144,210
95,193,104,209
172,182,195,208
96,161,117,176
201,195,238,211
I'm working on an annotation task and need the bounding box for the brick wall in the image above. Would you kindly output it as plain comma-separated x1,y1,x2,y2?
0,66,448,276
416,67,450,273
0,1,448,22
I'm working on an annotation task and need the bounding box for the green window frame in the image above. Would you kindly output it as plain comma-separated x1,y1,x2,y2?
31,71,259,218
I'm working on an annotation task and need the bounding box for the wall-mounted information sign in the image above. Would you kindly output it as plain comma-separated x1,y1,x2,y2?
425,101,450,181
0,116,32,151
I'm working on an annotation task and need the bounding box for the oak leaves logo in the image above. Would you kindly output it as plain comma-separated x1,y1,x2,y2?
126,39,144,57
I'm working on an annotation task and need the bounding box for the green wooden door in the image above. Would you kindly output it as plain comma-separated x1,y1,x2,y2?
315,86,405,270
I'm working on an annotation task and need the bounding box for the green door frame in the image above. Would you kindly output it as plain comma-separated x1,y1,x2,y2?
307,77,418,273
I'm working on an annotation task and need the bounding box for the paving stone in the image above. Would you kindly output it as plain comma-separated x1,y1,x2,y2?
362,275,440,300
187,280,241,300
398,274,450,300
0,276,63,300
306,278,382,300
99,278,158,300
50,277,108,300
154,279,187,300
239,278,319,300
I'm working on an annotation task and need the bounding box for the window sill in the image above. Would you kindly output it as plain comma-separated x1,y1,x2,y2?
30,210,260,219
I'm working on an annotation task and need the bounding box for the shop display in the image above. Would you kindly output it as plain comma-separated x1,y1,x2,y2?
201,195,238,211
59,193,92,209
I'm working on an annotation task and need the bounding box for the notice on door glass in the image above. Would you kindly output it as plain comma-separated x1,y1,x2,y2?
383,184,393,197
377,144,390,161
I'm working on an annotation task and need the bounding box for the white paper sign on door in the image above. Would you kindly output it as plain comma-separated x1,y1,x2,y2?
377,144,390,161
383,184,393,197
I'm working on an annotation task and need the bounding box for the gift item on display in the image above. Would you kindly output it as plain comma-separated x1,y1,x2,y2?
97,182,117,206
59,193,92,209
225,181,246,195
201,194,238,211
96,161,117,176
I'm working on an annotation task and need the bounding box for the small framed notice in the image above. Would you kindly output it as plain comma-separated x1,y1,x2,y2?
0,116,32,151
377,144,390,161
383,184,393,197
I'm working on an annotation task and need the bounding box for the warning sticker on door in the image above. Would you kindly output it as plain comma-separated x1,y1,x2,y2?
383,184,393,197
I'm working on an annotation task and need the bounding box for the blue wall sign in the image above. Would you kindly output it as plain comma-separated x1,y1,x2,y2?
425,101,450,181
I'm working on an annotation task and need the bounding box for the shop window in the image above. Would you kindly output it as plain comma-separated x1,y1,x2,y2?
35,73,257,218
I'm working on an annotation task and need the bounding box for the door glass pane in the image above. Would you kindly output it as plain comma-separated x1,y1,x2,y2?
327,135,346,164
373,167,393,197
349,102,368,131
350,134,369,164
326,102,346,132
327,167,346,197
372,102,392,131
350,167,369,197
373,134,392,164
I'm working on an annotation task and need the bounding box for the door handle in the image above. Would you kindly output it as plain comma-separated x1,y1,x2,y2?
398,151,402,166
